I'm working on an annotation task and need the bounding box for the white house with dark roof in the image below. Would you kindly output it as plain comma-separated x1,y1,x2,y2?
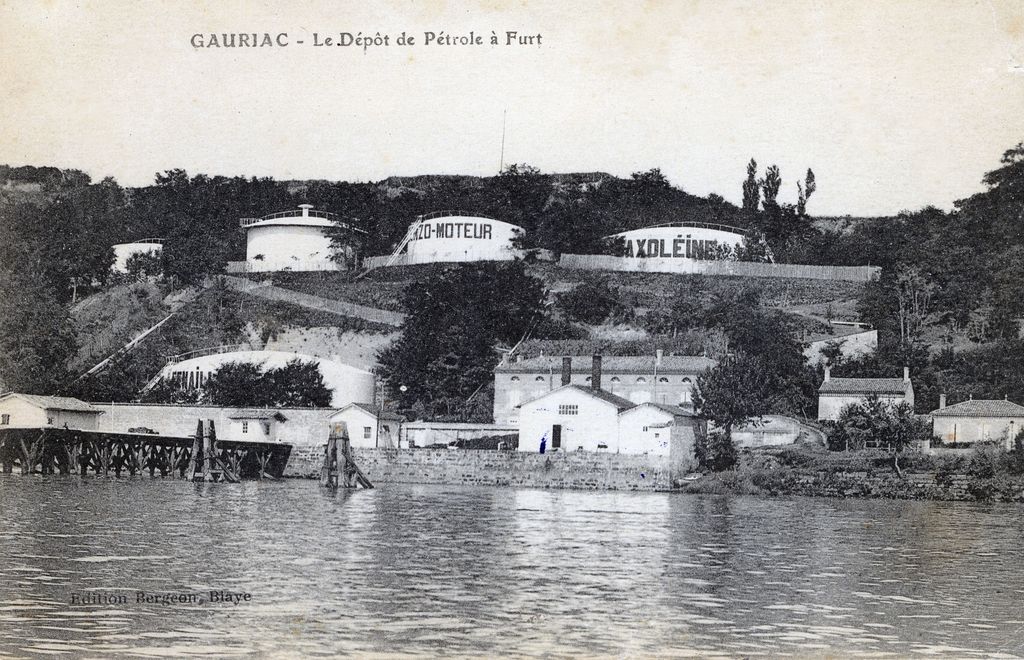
227,410,288,442
817,367,914,421
494,351,716,424
0,393,103,430
516,355,702,459
931,395,1024,448
329,403,405,449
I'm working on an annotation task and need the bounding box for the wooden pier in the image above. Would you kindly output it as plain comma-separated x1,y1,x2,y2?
0,422,291,480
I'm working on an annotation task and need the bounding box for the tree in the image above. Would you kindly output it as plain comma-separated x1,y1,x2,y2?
693,354,773,470
796,168,816,216
556,278,629,325
742,159,760,214
0,270,78,393
377,262,547,421
189,359,331,407
893,267,937,347
827,396,932,474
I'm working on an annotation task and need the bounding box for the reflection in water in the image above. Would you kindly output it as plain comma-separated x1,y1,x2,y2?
1,476,1024,657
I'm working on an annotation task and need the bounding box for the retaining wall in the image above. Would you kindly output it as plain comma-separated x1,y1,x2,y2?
558,254,880,282
221,275,405,326
284,446,686,491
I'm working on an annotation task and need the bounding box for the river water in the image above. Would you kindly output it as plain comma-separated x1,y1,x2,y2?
1,477,1023,658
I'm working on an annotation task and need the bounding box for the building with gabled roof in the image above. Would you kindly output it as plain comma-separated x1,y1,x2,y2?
931,395,1024,447
817,367,914,421
329,403,406,449
494,351,716,424
516,355,701,462
0,393,104,430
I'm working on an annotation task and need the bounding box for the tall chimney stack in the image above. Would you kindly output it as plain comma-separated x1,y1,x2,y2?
823,366,831,382
591,354,602,391
655,349,663,367
939,393,946,409
561,356,572,387
903,366,910,382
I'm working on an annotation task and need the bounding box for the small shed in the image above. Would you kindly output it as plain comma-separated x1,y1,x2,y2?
0,393,103,430
617,402,702,458
330,403,405,449
227,410,288,443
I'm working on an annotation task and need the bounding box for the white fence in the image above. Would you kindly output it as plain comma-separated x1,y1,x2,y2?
558,254,880,282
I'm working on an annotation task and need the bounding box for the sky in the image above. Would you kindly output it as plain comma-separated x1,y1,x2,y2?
1,0,1023,216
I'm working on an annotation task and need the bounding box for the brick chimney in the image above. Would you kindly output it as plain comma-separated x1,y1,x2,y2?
561,356,572,387
591,354,602,391
939,393,946,409
903,366,910,382
655,349,663,367
823,366,831,382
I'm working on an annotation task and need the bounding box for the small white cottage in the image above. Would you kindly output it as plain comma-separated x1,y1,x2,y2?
0,393,103,430
329,403,405,449
227,410,288,443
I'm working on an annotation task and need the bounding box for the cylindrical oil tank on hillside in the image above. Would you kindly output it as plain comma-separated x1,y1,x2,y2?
606,223,746,261
158,350,375,408
241,205,364,272
404,212,524,265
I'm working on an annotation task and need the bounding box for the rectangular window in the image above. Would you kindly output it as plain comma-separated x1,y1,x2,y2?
558,404,579,416
363,426,372,439
0,414,8,425
242,421,249,433
47,417,54,425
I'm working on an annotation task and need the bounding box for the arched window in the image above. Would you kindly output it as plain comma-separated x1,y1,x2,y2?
658,377,669,383
636,377,647,384
510,376,520,382
535,376,545,382
610,376,621,383
585,376,592,383
682,377,692,384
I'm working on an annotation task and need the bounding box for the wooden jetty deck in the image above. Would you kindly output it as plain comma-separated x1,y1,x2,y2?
0,422,291,481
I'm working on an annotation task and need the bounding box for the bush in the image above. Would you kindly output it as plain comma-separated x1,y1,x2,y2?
556,278,632,325
694,428,737,472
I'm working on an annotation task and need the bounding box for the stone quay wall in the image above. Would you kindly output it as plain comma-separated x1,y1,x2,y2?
284,446,684,491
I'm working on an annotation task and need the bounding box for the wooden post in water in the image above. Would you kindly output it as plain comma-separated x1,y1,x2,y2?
190,420,204,481
321,423,342,488
206,420,222,482
341,433,354,488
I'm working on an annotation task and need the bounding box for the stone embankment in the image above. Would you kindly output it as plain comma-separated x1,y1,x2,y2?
285,445,684,491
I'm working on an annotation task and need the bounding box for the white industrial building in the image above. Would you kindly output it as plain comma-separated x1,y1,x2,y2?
157,349,376,409
516,355,702,458
240,204,364,272
493,352,715,424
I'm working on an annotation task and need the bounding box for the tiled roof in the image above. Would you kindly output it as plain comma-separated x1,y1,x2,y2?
496,355,717,374
624,402,695,417
1,393,100,413
931,399,1024,418
818,378,910,395
227,410,288,421
346,403,406,422
573,386,637,411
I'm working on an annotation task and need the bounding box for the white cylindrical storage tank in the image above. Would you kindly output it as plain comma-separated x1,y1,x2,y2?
112,240,163,273
242,205,362,272
404,212,523,265
158,350,375,408
607,223,746,261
